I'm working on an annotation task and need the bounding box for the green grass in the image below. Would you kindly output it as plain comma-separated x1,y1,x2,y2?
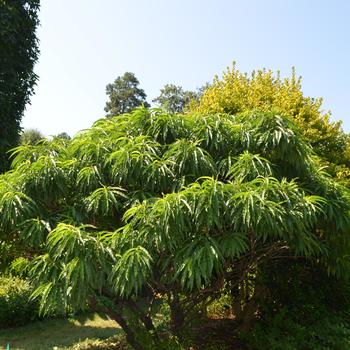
0,313,122,350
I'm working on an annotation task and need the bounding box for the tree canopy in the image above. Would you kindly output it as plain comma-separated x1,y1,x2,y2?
0,0,40,172
190,64,350,173
54,132,71,140
104,72,150,116
153,84,205,114
20,128,44,145
1,108,349,349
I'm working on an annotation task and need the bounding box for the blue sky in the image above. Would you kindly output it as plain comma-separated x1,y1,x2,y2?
23,0,350,136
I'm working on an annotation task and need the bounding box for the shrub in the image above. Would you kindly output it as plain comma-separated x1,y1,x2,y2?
0,276,38,327
60,336,129,350
242,262,350,350
190,64,349,168
244,310,350,350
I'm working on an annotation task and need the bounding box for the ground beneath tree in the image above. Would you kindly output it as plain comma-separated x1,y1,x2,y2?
190,318,247,350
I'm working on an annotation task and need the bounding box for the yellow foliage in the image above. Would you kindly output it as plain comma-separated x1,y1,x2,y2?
190,63,348,165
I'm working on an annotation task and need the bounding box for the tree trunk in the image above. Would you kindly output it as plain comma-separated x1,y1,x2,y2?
126,300,159,340
237,299,257,333
169,293,185,337
237,284,267,333
231,283,243,320
107,308,146,350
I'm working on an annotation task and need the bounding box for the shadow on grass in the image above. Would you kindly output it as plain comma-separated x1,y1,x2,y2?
0,312,122,350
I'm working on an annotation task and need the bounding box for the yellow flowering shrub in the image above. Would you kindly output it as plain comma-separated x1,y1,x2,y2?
190,63,349,167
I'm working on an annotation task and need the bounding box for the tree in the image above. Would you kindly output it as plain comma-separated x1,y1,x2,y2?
55,132,71,140
20,128,44,145
1,108,349,349
0,0,40,172
104,72,150,116
153,83,209,114
153,84,188,113
190,64,350,169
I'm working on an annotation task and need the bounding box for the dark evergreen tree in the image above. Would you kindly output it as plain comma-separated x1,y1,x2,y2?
0,0,40,172
104,72,150,116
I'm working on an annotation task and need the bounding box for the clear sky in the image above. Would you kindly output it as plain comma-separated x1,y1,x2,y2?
23,0,350,136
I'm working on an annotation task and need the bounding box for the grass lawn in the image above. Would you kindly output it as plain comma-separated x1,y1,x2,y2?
0,313,123,350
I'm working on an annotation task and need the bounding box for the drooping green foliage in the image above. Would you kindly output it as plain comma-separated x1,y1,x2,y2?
0,0,40,172
1,107,349,349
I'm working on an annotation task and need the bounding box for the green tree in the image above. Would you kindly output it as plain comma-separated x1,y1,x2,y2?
0,0,40,172
153,84,188,113
20,128,44,145
1,108,349,349
153,83,209,113
104,72,150,116
55,132,71,140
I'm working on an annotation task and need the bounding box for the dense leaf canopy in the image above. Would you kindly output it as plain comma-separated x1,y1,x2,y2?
0,108,349,348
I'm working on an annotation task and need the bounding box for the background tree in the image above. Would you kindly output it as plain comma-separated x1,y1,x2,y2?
153,83,209,113
20,128,44,145
54,132,71,140
0,0,40,172
1,108,349,349
104,72,150,116
152,84,188,113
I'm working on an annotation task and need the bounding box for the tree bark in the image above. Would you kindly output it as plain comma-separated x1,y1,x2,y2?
232,285,243,320
88,295,148,350
126,300,159,340
238,284,267,333
169,293,185,337
107,307,146,350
